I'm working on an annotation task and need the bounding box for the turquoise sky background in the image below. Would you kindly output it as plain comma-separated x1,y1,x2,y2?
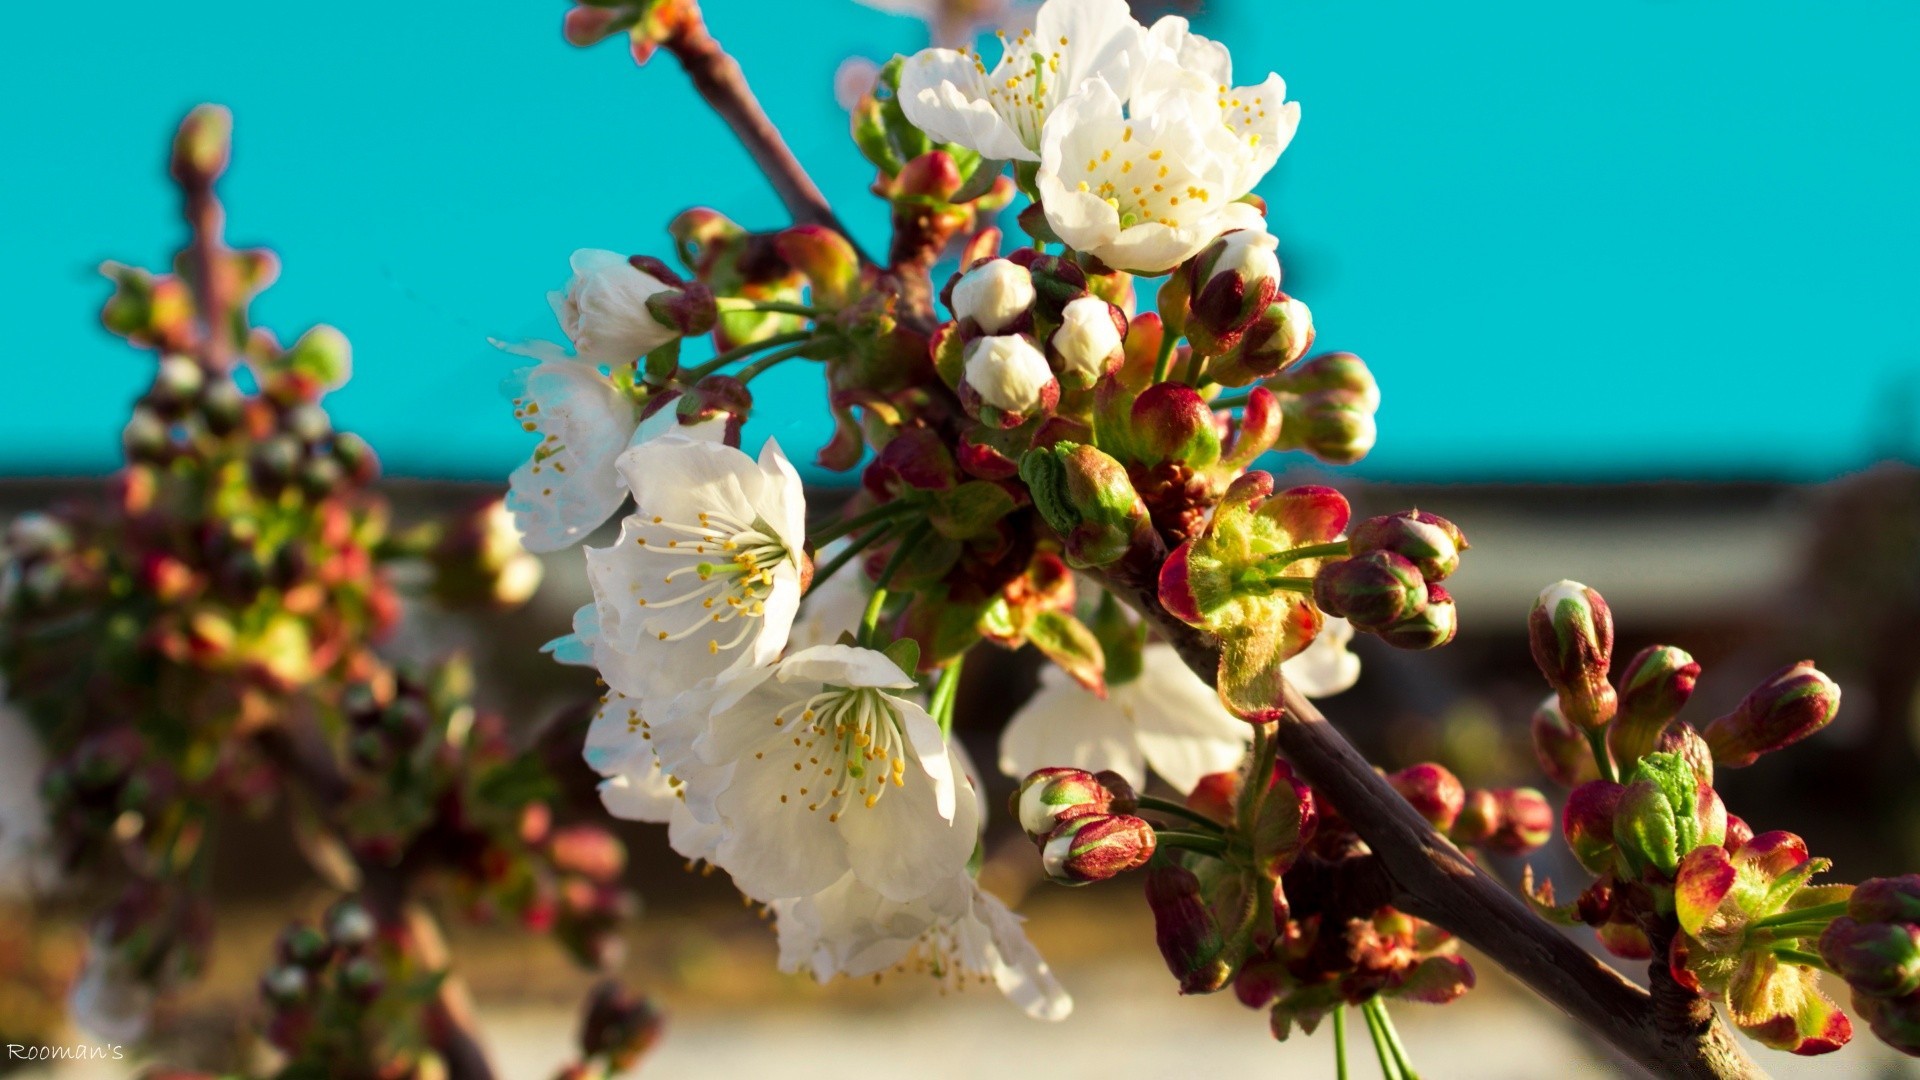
5,1,1917,483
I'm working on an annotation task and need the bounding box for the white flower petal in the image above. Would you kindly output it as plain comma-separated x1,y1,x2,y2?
1125,644,1251,792
1282,615,1362,698
998,667,1148,786
502,360,639,552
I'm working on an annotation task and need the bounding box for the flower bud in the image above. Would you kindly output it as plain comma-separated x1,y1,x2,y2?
325,900,376,950
283,325,352,389
1608,645,1699,767
1206,295,1314,388
1852,877,1920,925
580,981,665,1071
1041,813,1157,885
1352,516,1465,588
1532,694,1600,786
337,954,385,1005
1611,751,1721,882
553,249,681,364
1374,583,1459,650
1388,763,1464,833
1313,552,1428,629
1528,581,1617,730
961,334,1058,424
949,258,1035,333
549,824,627,882
1702,660,1841,768
171,104,232,183
1451,789,1501,845
1564,780,1624,874
1144,856,1230,994
1652,723,1714,791
1128,383,1221,468
1484,787,1554,855
1050,295,1125,387
1274,388,1376,465
1020,442,1150,569
1854,992,1920,1057
1821,918,1920,1000
1186,229,1281,354
1013,767,1113,842
259,964,310,1007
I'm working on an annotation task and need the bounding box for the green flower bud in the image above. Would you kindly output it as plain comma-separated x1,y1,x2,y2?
1012,767,1114,842
1020,442,1150,569
1608,644,1699,768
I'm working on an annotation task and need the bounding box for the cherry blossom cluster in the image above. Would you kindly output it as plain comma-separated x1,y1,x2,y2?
531,0,1920,1072
0,109,651,1075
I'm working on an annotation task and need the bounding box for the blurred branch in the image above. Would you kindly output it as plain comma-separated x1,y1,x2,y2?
1092,532,1765,1080
257,723,498,1080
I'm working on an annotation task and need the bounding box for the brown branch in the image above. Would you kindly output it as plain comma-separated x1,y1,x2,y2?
662,3,868,263
1091,544,1765,1080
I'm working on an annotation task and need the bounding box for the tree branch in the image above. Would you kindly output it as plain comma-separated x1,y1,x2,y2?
1090,543,1765,1080
661,2,868,263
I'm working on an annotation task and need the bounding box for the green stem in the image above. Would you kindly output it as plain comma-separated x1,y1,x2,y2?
714,297,823,317
1333,1006,1350,1080
1151,331,1178,384
1361,998,1400,1080
1152,829,1230,857
1585,726,1618,785
1134,795,1225,832
682,329,812,380
1181,346,1207,388
1271,540,1350,567
1750,901,1849,931
1372,999,1420,1080
930,655,965,737
1773,948,1835,973
735,342,811,383
858,522,927,647
805,521,893,598
809,500,917,547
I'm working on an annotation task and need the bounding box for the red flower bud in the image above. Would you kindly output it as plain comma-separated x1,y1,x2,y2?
1484,788,1554,855
1563,781,1624,874
1144,856,1230,994
1388,763,1464,833
1013,767,1113,841
1851,876,1920,925
1042,813,1157,885
1374,583,1458,651
1532,694,1600,786
1703,660,1841,768
1348,511,1467,583
1821,918,1920,1000
1853,989,1920,1057
549,825,628,882
1313,551,1427,629
1528,580,1617,729
1451,789,1501,845
1608,645,1700,767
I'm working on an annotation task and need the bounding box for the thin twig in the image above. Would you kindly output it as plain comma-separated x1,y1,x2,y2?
661,2,869,263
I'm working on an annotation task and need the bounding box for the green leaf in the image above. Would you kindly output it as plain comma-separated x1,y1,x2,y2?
1026,610,1106,695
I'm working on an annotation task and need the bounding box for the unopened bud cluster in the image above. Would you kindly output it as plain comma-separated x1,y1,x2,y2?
1014,768,1154,886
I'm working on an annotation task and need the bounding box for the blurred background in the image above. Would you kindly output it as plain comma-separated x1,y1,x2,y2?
4,0,1919,1075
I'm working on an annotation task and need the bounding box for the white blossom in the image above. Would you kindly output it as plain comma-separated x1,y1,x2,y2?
950,258,1036,332
500,354,640,553
899,0,1151,161
582,436,808,707
1282,615,1362,698
963,334,1055,414
550,249,680,366
999,642,1248,792
69,933,155,1045
1034,68,1275,274
1049,295,1123,383
772,871,1072,1021
685,645,970,903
